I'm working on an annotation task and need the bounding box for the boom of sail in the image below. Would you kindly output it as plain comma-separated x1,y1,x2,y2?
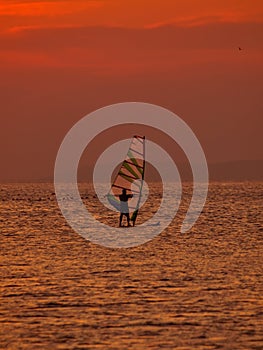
107,135,146,226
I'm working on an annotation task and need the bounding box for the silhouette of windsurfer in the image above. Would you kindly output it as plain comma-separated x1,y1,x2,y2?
119,189,133,227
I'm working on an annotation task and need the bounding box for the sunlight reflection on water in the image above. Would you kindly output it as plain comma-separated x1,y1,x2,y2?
0,182,262,349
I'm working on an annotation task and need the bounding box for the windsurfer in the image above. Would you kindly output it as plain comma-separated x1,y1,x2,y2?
119,189,133,227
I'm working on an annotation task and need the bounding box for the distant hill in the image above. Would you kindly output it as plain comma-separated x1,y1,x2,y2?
78,160,263,182
1,160,263,183
208,160,263,181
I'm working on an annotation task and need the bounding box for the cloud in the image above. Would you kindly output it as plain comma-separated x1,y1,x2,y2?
145,13,263,29
1,0,263,33
0,22,262,73
1,22,263,49
0,0,102,17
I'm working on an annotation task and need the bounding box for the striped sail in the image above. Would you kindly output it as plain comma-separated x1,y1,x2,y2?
107,135,145,226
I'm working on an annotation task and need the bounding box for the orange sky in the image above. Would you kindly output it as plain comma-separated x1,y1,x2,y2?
1,0,263,31
1,0,263,180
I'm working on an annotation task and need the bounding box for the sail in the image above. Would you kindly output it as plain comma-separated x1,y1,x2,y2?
107,135,145,226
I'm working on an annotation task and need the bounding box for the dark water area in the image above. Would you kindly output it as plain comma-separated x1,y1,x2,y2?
0,182,262,349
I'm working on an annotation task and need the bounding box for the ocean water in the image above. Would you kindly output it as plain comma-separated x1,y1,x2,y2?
0,182,262,349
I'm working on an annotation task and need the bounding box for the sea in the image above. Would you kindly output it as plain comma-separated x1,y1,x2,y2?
0,182,262,349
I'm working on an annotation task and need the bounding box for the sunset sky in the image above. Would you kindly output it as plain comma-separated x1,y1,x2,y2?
1,0,263,181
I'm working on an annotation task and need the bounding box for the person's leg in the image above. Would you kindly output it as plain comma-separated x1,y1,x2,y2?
119,213,123,227
126,213,131,226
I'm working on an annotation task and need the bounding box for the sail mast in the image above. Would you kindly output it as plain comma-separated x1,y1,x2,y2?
131,136,145,226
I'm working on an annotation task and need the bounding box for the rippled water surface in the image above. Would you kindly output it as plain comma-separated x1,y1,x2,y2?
0,182,262,349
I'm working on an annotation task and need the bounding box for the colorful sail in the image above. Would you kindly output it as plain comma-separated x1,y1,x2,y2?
107,135,146,226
